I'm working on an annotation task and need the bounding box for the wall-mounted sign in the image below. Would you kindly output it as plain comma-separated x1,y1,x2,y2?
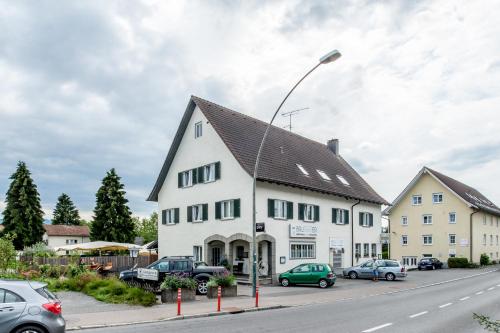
137,268,159,281
289,224,318,238
329,238,344,249
280,256,286,264
256,223,265,232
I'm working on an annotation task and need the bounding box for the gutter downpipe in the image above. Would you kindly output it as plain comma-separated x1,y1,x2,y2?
351,199,361,266
470,208,479,263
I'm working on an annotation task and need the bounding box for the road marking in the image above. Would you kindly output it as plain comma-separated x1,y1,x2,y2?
488,287,495,291
362,323,393,332
476,291,484,295
439,303,452,308
409,311,428,318
459,296,470,301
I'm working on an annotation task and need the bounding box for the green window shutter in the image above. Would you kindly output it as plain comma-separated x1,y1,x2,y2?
359,212,363,226
187,206,193,222
192,168,198,185
215,201,221,219
234,199,241,218
369,213,373,227
332,208,337,224
287,201,293,220
202,204,208,221
198,167,204,183
162,210,167,225
268,199,275,218
345,210,350,225
178,173,182,188
174,208,180,224
298,203,305,221
314,205,320,222
215,162,221,180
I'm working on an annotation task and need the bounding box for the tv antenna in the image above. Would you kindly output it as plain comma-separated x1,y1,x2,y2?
281,107,309,132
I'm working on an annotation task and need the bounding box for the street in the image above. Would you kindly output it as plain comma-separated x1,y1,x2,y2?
78,270,500,333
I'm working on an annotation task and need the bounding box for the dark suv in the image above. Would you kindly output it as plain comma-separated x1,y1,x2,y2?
119,256,227,295
417,258,443,270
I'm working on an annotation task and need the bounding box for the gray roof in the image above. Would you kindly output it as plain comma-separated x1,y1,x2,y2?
148,96,388,205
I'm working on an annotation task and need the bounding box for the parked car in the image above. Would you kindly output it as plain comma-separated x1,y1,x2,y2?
0,280,65,333
343,259,407,281
119,256,227,295
417,258,443,270
279,263,336,288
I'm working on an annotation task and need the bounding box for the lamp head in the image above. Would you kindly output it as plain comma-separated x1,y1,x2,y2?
319,49,342,64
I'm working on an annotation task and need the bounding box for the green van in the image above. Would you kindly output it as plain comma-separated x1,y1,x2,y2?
279,263,336,288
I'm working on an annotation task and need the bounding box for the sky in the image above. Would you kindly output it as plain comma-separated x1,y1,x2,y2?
1,0,500,221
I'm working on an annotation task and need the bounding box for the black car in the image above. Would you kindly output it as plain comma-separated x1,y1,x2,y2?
417,258,443,270
119,256,227,295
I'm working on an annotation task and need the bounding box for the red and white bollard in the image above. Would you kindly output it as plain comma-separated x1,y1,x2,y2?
217,286,222,312
177,288,182,316
255,285,259,308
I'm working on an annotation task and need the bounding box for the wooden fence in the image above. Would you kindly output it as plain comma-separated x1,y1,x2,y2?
31,255,158,273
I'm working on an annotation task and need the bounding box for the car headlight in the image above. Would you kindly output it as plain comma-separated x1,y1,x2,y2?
119,272,124,278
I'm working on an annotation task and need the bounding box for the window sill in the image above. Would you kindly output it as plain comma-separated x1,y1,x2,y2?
423,244,433,246
192,220,204,223
273,217,288,221
221,217,235,221
181,185,193,189
164,223,177,226
303,220,317,223
203,180,216,184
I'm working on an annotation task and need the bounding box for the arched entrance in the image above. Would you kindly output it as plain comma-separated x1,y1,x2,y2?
228,233,252,276
257,234,277,284
204,234,227,266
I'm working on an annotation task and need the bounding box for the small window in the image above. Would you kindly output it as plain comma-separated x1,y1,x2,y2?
422,235,433,245
483,234,487,245
303,204,315,222
336,175,350,186
203,163,216,183
490,235,494,246
355,243,361,257
193,246,202,262
221,200,234,219
449,234,456,245
296,164,309,176
274,200,287,219
334,209,349,224
412,195,422,205
491,216,494,226
195,121,202,138
192,204,203,222
363,243,369,257
164,209,176,225
181,170,193,188
402,235,408,245
316,170,331,181
496,235,499,246
423,214,433,225
360,212,372,227
401,216,408,226
432,193,443,204
449,212,456,224
371,243,377,257
290,243,316,259
483,215,487,225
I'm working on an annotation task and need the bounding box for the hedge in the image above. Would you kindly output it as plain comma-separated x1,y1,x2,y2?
448,257,469,268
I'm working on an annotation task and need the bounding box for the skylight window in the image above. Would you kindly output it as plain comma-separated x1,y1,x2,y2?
316,170,331,181
336,175,350,186
296,164,309,176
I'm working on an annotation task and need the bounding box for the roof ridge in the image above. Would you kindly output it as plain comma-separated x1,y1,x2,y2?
425,166,477,192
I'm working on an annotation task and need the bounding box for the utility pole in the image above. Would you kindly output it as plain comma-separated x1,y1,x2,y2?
281,107,309,132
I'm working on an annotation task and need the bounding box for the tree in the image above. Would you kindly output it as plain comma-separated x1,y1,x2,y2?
90,169,135,243
134,212,158,244
2,162,45,250
0,234,16,271
52,193,81,225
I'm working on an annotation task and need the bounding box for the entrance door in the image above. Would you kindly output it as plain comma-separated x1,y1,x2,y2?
331,249,343,269
212,247,221,266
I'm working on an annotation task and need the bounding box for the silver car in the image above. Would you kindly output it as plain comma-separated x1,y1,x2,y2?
0,280,65,333
343,259,407,281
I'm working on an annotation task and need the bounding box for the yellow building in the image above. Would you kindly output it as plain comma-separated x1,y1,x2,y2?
385,167,500,267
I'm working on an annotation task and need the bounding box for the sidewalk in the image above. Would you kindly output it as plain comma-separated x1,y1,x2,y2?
63,267,499,330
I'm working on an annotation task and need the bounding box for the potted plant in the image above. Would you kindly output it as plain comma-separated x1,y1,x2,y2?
206,271,237,298
160,274,197,303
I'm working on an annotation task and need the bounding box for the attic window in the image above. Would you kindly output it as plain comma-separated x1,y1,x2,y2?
297,164,309,176
316,170,331,181
336,175,350,186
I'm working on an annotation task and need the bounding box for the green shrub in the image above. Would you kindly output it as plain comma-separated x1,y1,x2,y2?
468,262,480,268
480,253,490,266
448,257,469,268
23,242,55,258
492,260,497,265
0,234,17,271
207,272,236,287
161,275,197,291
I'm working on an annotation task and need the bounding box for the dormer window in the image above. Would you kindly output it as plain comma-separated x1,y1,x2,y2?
296,164,309,176
316,170,331,181
336,175,350,186
195,121,202,138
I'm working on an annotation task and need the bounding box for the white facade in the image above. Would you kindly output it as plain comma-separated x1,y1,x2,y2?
156,106,382,283
43,234,90,249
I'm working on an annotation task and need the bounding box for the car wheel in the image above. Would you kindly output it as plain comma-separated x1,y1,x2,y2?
13,326,46,333
318,279,328,289
417,267,421,271
281,278,290,287
386,272,396,281
349,271,358,279
197,279,209,295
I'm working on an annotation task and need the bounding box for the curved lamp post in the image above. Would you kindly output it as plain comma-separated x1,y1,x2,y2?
251,49,342,297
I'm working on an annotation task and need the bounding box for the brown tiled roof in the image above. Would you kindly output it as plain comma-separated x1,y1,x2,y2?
43,225,90,237
148,96,388,205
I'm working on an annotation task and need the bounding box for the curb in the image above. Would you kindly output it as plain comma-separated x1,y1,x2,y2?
66,305,288,331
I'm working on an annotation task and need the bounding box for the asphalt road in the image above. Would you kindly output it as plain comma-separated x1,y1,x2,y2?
80,270,500,333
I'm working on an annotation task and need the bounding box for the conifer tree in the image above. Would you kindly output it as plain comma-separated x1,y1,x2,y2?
90,169,135,243
52,193,81,225
2,161,45,249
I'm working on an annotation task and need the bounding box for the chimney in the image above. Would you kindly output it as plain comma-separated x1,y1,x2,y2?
327,139,339,155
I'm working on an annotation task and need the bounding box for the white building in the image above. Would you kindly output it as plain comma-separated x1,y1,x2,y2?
42,225,90,252
148,96,388,283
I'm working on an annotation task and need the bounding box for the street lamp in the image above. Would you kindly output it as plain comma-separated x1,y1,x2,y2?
251,49,342,297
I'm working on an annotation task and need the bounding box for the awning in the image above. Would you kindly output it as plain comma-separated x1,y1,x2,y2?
54,241,139,252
